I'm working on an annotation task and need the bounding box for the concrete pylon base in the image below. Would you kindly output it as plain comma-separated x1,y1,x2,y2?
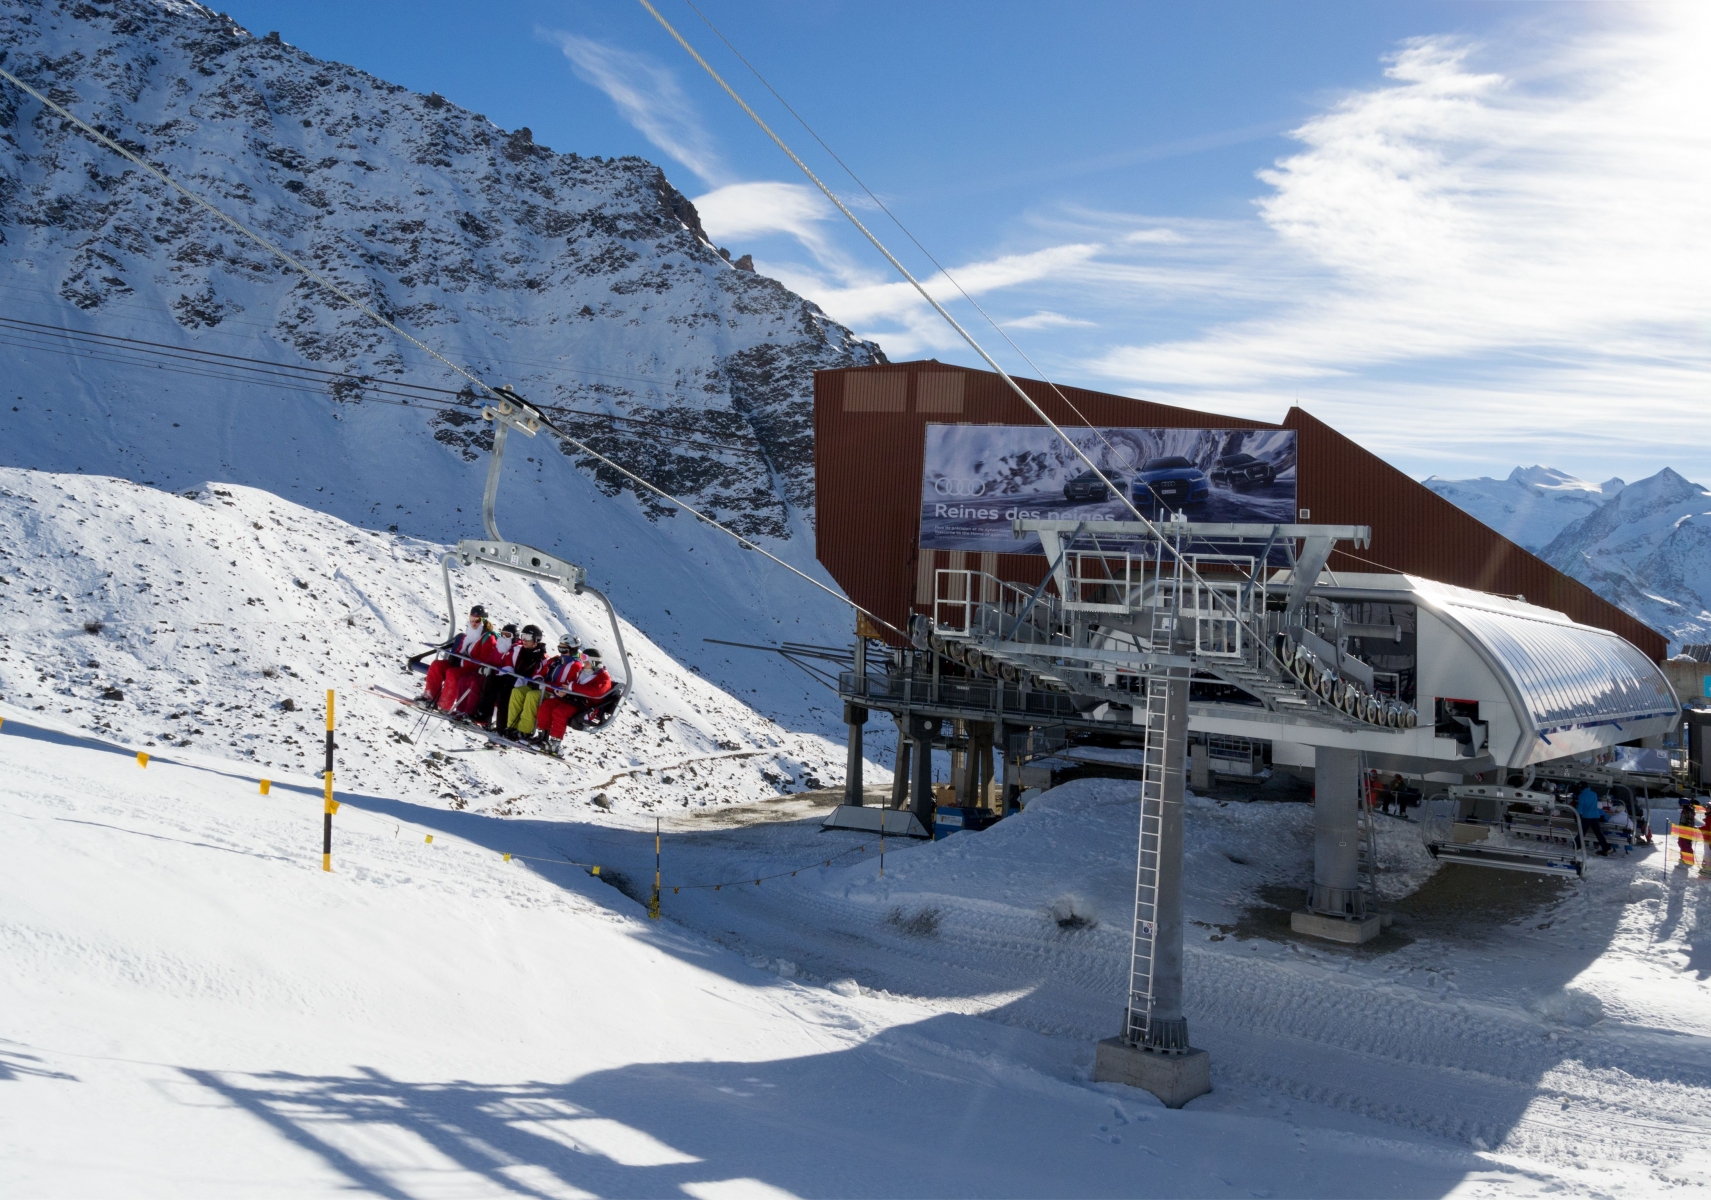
1291,910,1382,944
1092,1038,1211,1109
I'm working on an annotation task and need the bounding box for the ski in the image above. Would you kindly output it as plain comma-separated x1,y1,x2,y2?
366,683,570,761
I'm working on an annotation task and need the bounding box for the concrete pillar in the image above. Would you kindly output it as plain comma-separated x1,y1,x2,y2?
1000,725,1020,812
890,724,911,810
1190,741,1210,792
1310,745,1362,912
1291,744,1380,943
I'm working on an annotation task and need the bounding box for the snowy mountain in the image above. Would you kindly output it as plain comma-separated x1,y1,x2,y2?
0,0,883,732
1421,466,1624,553
1539,468,1711,651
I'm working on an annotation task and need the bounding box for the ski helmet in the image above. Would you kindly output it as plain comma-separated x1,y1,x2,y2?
521,623,542,639
501,622,518,637
469,604,488,619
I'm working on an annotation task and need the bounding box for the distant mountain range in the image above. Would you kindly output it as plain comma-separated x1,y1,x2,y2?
1425,466,1711,651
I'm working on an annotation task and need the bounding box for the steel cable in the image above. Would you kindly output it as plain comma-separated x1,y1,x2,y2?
0,62,907,639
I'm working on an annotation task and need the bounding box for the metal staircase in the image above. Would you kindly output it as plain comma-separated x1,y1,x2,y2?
922,519,1419,735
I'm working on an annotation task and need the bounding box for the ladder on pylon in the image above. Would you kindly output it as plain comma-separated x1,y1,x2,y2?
1124,675,1169,1045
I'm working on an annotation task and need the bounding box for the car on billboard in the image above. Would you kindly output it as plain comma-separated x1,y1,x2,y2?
1062,468,1127,502
1209,452,1278,492
1133,456,1210,513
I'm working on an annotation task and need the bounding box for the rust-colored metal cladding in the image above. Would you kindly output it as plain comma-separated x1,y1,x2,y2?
1284,408,1663,657
814,361,1665,661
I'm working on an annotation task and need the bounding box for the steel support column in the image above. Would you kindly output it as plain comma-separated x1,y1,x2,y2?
910,715,937,828
1124,666,1191,1052
842,702,866,806
1308,745,1365,917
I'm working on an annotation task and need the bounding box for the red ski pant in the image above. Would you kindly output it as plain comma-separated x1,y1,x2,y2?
426,660,483,714
537,695,585,740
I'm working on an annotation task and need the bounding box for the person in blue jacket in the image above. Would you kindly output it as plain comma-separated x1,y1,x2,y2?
1576,785,1611,856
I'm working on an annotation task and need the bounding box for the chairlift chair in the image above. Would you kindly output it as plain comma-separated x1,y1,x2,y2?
408,388,633,734
1421,784,1587,877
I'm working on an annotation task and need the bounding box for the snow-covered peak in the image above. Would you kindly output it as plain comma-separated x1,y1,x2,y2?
0,0,884,726
1506,465,1624,496
1537,468,1711,651
1421,465,1622,552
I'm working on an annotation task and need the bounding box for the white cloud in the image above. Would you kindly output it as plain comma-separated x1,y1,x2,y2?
692,181,844,262
1088,11,1711,442
548,32,727,186
1005,311,1098,331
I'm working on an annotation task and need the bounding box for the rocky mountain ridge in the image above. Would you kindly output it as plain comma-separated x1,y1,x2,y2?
0,0,885,730
0,0,881,539
1421,466,1623,554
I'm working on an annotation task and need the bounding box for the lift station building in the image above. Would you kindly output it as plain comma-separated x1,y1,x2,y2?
812,360,1675,789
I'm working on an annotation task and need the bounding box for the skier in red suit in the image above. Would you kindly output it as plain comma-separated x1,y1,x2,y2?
539,649,614,750
531,637,587,750
419,605,500,715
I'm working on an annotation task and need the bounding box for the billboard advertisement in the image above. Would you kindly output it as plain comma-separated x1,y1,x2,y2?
919,424,1297,555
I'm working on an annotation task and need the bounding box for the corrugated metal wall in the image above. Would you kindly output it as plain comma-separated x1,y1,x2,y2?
813,362,1666,661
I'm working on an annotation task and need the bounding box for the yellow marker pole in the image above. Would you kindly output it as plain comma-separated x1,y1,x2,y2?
648,817,662,920
136,751,149,768
259,779,271,796
322,689,335,872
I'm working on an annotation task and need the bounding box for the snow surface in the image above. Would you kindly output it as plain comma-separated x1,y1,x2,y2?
1421,467,1623,554
6,458,1708,1193
0,0,881,739
0,467,868,814
6,707,1710,1196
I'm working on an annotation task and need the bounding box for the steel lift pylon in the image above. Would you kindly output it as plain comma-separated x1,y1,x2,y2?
912,517,1397,1107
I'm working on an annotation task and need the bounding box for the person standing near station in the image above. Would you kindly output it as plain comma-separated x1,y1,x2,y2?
1576,784,1611,856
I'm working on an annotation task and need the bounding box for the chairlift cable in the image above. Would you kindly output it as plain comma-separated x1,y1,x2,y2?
635,1,1311,670
0,323,766,459
0,62,908,641
678,0,1134,468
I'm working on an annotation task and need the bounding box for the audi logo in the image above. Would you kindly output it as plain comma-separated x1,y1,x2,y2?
934,478,987,496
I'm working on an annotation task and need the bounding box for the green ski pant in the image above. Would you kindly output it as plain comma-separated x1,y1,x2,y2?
507,686,544,735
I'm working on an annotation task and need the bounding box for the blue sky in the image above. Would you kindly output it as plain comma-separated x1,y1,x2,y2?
220,1,1709,485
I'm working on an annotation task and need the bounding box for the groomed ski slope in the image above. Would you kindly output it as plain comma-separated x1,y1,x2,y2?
4,465,1711,1195
0,711,1565,1198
